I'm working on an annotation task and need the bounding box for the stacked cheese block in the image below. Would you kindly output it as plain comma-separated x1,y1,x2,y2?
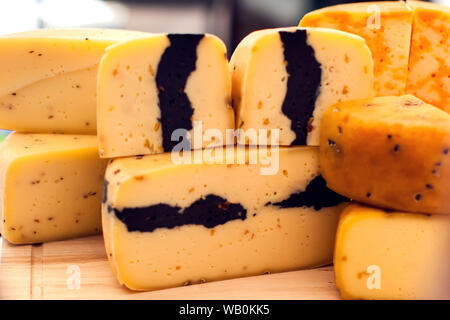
320,95,450,299
100,27,376,290
301,1,450,299
0,29,148,244
0,0,447,299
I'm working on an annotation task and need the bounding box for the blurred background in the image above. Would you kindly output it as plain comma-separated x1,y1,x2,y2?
0,0,447,56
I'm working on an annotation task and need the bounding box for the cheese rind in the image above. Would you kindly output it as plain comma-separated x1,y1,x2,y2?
406,1,450,113
230,27,373,146
97,33,234,158
0,28,146,134
300,1,413,96
103,147,348,290
335,203,450,300
0,133,108,244
320,95,450,215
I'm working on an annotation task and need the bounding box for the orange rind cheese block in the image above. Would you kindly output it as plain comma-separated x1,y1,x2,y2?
320,95,450,215
300,1,413,97
406,1,450,113
334,203,450,300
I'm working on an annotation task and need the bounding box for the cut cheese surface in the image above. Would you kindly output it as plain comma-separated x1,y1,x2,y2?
320,95,450,215
97,33,234,158
406,1,450,113
300,1,413,96
0,133,108,244
335,203,450,300
102,147,348,290
0,28,146,134
230,27,373,146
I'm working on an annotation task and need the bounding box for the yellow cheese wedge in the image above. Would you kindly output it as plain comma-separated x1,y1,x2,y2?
0,28,146,134
97,33,234,158
230,27,373,146
335,203,450,300
320,95,450,215
0,133,108,244
406,1,450,113
300,1,413,96
102,147,348,290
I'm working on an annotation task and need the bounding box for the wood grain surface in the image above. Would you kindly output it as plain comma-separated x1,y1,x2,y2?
0,235,341,300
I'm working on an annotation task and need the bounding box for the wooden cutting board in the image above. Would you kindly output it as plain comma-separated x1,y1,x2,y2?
0,235,341,300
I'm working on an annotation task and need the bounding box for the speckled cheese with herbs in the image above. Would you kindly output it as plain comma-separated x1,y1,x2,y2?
0,28,146,134
320,95,450,215
0,133,108,244
102,147,348,290
97,33,234,158
230,27,373,146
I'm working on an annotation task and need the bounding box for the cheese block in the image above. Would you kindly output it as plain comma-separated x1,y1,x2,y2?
230,27,373,146
335,203,450,300
102,147,348,290
320,95,450,215
300,1,413,96
0,133,108,244
0,28,146,134
97,34,234,158
406,1,450,113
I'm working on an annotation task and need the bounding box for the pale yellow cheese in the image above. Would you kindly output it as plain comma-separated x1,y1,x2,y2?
0,28,146,134
0,133,108,244
300,1,413,96
97,34,234,158
103,147,348,290
335,203,450,300
230,27,373,146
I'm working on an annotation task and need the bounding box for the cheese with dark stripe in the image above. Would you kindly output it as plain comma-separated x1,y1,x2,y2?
279,30,321,145
102,147,348,290
97,33,234,158
230,27,374,146
267,175,348,210
156,34,203,151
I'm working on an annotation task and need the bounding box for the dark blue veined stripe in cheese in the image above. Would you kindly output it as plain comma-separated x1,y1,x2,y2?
267,175,348,210
279,30,322,145
155,34,204,152
108,194,247,232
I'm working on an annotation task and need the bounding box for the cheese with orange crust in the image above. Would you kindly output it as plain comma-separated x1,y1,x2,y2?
300,1,413,96
406,1,450,113
335,203,450,300
320,95,450,215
